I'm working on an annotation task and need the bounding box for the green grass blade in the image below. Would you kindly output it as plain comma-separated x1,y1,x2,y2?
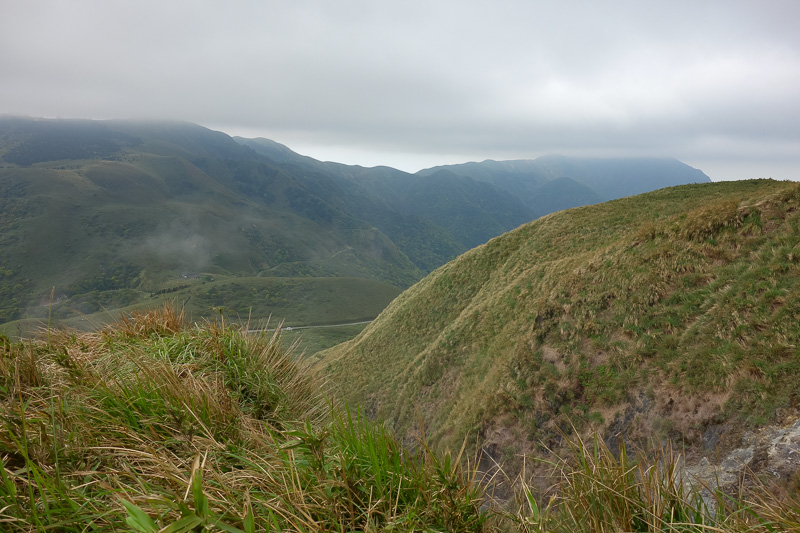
121,499,159,533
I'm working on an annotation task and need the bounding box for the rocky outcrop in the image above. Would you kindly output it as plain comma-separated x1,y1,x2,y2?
685,418,800,508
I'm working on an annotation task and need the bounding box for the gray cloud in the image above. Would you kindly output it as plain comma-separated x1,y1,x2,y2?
2,0,799,180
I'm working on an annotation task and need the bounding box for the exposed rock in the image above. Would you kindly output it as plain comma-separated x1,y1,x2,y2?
684,418,800,509
603,391,652,454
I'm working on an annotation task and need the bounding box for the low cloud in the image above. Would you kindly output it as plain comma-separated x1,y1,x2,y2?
138,221,212,274
2,0,798,180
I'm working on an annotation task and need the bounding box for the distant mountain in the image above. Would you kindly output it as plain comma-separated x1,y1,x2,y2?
236,137,472,271
0,118,522,328
319,179,800,479
528,176,603,215
236,137,538,266
0,118,418,326
0,117,716,332
418,155,711,215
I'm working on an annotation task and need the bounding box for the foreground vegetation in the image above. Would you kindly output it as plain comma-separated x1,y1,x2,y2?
512,433,800,533
1,305,799,531
0,306,489,531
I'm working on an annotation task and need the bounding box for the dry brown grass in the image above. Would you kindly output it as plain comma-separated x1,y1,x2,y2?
513,432,800,533
0,304,494,532
111,301,185,337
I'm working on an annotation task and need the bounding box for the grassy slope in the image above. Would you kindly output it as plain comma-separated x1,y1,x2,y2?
319,180,800,461
3,310,798,532
0,140,419,329
1,276,400,344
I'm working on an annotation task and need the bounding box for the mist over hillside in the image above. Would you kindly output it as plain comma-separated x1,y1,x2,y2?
1,117,708,334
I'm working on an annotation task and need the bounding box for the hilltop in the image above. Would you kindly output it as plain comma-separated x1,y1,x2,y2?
319,179,800,477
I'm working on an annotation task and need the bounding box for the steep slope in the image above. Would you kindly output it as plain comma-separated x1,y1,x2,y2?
387,170,536,250
320,180,800,467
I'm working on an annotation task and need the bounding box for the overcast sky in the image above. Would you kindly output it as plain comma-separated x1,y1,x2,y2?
2,1,799,180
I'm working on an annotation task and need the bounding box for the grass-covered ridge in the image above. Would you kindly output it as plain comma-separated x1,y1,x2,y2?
319,179,800,465
0,306,490,531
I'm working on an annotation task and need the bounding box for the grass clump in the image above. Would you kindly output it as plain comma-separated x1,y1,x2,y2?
513,433,800,533
0,304,492,531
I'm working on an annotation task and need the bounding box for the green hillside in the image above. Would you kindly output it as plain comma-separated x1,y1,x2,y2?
237,137,536,268
0,118,421,330
1,118,550,333
319,180,800,466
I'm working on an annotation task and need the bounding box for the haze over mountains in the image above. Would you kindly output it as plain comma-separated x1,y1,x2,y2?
418,155,711,215
0,116,708,331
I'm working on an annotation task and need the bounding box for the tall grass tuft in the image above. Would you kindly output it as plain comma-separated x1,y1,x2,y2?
513,431,800,533
0,304,493,531
113,301,185,337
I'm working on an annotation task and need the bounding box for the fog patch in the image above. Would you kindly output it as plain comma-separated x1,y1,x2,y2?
138,219,213,274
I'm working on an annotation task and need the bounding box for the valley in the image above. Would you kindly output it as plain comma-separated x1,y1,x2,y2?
4,1,799,528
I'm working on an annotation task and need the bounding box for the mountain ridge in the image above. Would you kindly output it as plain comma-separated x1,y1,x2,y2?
418,154,711,215
0,116,716,338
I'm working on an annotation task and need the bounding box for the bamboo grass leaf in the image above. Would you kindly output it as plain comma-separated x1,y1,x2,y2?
121,499,158,533
160,514,203,533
